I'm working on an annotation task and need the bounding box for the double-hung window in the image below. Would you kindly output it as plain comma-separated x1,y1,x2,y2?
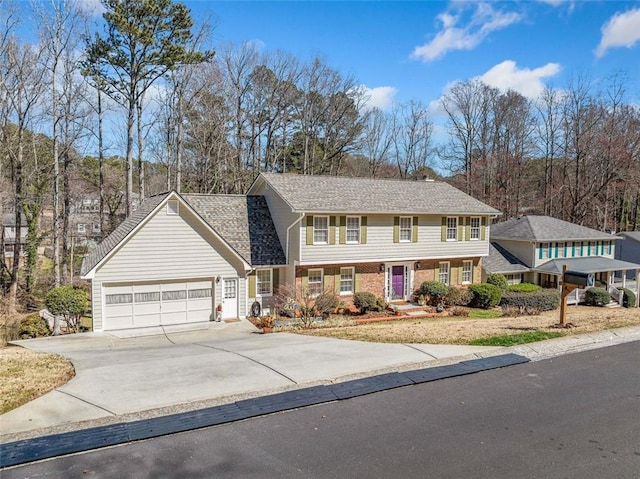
399,217,412,242
470,217,480,240
446,217,457,241
439,262,450,285
308,269,323,296
256,269,273,296
462,260,473,284
540,243,549,259
346,217,360,243
313,216,329,244
340,267,354,295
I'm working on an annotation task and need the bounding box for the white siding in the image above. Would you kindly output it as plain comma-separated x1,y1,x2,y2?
495,240,535,267
301,215,489,264
252,181,299,253
92,204,247,330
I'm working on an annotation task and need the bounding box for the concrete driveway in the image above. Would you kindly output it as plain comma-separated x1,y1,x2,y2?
1,321,496,439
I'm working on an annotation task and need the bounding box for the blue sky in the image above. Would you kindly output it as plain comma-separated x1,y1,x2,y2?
186,0,640,110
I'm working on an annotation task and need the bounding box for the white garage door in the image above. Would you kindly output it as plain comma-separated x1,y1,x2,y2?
104,280,213,330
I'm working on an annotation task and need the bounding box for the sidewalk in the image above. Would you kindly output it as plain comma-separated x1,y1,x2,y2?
2,323,640,468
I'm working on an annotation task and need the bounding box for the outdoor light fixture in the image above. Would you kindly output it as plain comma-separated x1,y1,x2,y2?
415,262,421,270
379,263,385,272
215,275,221,284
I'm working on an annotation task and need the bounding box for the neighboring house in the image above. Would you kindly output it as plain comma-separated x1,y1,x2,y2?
2,213,27,262
70,196,102,247
484,215,640,305
615,231,640,279
81,173,501,332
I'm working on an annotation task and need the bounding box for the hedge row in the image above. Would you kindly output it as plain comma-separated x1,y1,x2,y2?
500,289,560,313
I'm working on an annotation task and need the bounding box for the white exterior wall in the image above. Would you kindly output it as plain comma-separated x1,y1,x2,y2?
91,203,247,330
494,240,535,267
300,214,489,264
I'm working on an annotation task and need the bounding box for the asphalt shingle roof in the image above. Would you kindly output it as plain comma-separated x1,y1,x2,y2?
490,216,616,242
258,172,501,215
484,242,531,274
619,231,640,242
182,194,285,267
535,257,640,275
81,192,286,276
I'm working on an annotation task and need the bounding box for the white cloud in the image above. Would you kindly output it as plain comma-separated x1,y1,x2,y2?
411,3,523,62
358,85,398,111
595,8,640,58
476,60,561,99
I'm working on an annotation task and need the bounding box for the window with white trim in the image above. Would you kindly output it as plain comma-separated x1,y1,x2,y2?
93,223,101,233
308,269,323,296
470,217,480,240
399,216,412,242
162,290,187,301
446,217,457,241
106,293,132,305
256,269,273,296
346,217,360,243
462,260,473,284
541,243,549,259
313,216,329,244
340,267,355,294
557,242,565,258
505,274,522,285
77,223,86,234
167,200,179,215
439,262,450,285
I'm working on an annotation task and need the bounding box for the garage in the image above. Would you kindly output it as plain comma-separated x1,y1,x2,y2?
103,280,214,330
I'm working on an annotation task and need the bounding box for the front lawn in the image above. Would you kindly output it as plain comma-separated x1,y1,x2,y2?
469,331,565,346
294,306,640,345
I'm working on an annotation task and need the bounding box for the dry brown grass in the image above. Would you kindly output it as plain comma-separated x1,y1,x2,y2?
0,346,75,414
297,306,640,345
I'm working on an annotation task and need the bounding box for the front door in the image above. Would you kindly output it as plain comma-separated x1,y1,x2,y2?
222,278,238,319
391,266,405,300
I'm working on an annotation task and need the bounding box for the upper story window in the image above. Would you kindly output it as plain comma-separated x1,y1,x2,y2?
313,216,329,244
77,223,86,234
256,269,272,296
557,242,564,258
93,223,101,233
399,216,412,242
470,217,480,240
346,217,360,243
446,217,457,241
540,242,549,259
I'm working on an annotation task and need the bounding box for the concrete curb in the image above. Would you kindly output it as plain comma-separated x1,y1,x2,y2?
0,353,529,469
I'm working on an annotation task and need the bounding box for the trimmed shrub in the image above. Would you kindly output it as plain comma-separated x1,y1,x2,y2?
620,288,636,308
583,287,610,307
445,286,473,306
353,292,384,313
507,283,541,293
419,281,449,305
468,283,502,309
19,315,51,339
486,273,509,291
314,291,339,317
500,289,560,314
45,286,88,333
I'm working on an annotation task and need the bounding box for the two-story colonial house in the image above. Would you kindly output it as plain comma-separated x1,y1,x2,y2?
484,215,640,304
81,173,500,332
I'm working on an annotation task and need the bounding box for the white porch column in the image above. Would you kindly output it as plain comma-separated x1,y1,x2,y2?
636,269,639,308
622,270,627,289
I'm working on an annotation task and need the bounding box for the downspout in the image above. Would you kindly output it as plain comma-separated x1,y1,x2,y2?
286,213,305,283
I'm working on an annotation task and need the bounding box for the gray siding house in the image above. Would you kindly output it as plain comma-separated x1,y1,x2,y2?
616,231,640,279
82,173,500,332
484,216,640,305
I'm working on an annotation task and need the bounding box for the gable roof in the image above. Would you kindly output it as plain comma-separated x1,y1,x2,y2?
81,192,285,277
181,194,285,267
483,242,531,274
81,192,170,276
253,172,501,215
618,231,640,243
490,216,616,242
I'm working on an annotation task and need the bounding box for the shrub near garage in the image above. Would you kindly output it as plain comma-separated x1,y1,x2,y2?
45,286,88,333
468,283,502,309
19,315,51,339
584,287,610,307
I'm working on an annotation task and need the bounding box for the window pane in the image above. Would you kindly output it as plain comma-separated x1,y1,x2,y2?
256,270,272,295
470,217,480,239
400,217,412,241
314,217,328,243
346,217,360,243
135,292,160,303
224,280,236,299
340,267,354,293
462,261,472,283
446,217,457,240
106,293,132,305
308,270,323,296
188,288,211,299
439,262,450,285
163,290,187,301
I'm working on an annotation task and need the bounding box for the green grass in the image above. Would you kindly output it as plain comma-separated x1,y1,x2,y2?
469,330,564,346
468,309,503,319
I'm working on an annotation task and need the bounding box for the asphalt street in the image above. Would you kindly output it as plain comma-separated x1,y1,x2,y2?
4,340,639,478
